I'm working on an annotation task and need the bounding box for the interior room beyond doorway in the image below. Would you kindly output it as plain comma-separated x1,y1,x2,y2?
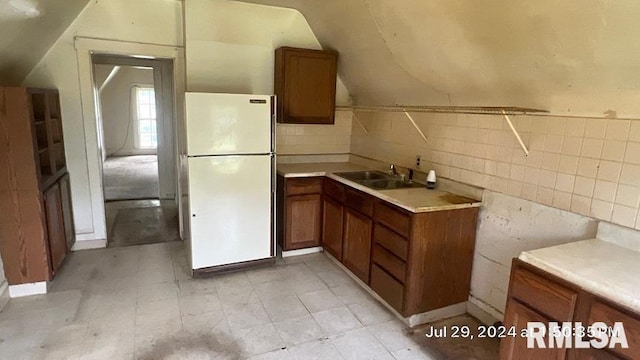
93,56,179,248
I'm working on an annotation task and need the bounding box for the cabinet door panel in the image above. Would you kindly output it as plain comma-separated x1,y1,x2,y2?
500,299,568,360
285,194,322,250
342,208,372,283
286,52,336,122
275,47,338,124
576,349,624,360
322,196,343,260
587,300,640,360
511,267,578,322
59,174,75,250
44,182,66,275
370,264,404,313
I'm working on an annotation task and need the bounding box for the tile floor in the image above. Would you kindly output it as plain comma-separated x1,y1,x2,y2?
0,242,498,359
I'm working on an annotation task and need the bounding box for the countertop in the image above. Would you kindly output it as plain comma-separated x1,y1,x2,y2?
277,162,369,178
277,162,482,213
519,239,640,313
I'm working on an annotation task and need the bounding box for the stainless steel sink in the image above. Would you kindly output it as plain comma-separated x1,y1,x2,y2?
335,171,423,190
365,179,423,190
335,171,390,181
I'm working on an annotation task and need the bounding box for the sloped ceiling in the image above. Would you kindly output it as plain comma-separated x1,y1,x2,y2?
0,0,90,85
236,0,640,116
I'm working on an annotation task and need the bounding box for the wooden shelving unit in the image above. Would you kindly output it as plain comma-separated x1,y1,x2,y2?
0,87,75,287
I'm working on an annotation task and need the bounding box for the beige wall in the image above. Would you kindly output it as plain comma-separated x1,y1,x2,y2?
184,0,350,103
22,0,183,241
185,0,353,156
239,0,640,118
22,0,351,242
351,111,640,320
98,66,156,156
352,112,640,229
276,110,352,155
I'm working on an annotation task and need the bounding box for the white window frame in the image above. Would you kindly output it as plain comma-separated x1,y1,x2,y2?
134,85,157,149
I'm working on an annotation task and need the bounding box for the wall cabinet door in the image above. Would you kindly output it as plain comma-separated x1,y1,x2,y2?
275,47,338,124
322,196,343,260
58,174,75,250
499,299,568,360
342,207,372,283
285,194,322,250
43,182,67,275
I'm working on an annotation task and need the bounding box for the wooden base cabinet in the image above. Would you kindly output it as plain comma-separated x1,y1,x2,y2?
277,176,323,251
0,87,75,285
500,260,640,360
320,177,479,318
322,195,344,260
279,175,479,319
342,207,372,283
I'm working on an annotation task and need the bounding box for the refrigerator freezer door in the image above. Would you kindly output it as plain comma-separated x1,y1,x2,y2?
185,93,273,156
188,155,272,269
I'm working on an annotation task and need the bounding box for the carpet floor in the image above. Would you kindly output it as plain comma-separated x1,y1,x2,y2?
103,155,159,201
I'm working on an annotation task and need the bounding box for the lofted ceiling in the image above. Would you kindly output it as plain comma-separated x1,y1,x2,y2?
0,0,90,85
4,0,640,116
236,0,640,117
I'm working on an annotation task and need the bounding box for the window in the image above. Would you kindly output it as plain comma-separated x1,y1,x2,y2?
136,87,157,149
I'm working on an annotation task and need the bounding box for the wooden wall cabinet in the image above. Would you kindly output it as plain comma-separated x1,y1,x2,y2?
277,176,323,251
500,259,640,360
274,47,338,124
0,87,75,285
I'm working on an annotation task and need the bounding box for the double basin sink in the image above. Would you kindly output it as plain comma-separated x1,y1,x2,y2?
335,171,424,190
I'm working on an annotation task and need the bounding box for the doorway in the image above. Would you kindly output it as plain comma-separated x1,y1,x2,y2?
92,54,179,248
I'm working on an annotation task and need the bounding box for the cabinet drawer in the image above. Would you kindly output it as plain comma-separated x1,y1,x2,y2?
370,264,404,313
323,178,345,202
587,300,640,359
372,244,406,282
345,188,373,216
373,223,408,261
286,177,323,195
374,201,411,237
510,267,578,321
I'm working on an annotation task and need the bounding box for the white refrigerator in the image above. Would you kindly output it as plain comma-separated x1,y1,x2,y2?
185,92,275,272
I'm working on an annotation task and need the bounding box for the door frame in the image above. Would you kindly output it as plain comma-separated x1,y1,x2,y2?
74,37,185,245
92,54,175,201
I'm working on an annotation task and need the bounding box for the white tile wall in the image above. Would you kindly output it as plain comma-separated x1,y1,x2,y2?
351,112,640,230
276,110,352,155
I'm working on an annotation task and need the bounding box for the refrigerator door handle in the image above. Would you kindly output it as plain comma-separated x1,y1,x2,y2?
271,154,276,194
271,95,276,153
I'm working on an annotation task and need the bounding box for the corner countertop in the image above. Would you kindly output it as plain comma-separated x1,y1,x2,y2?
519,239,640,313
277,162,482,213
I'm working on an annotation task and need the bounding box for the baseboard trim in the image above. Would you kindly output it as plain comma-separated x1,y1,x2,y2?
407,302,467,327
71,239,107,251
467,296,502,325
0,281,8,312
9,281,48,298
281,247,323,258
